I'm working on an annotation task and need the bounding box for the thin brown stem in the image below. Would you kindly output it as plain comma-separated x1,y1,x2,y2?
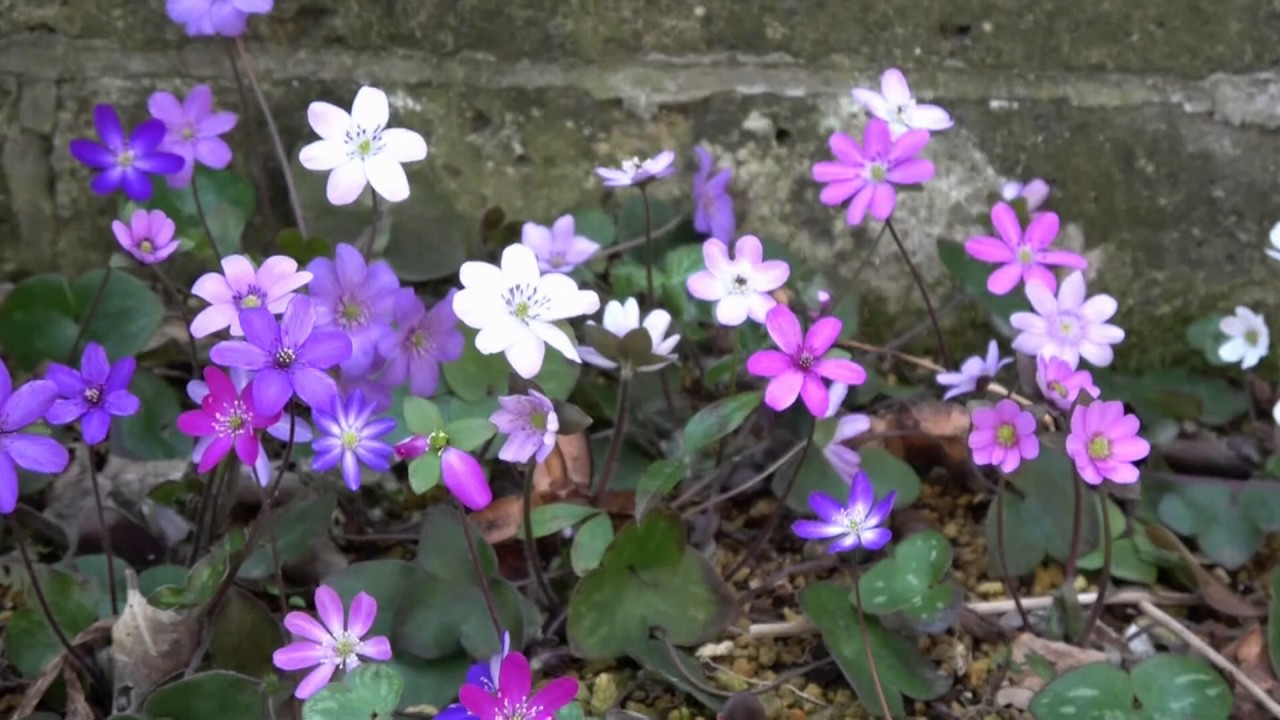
1064,475,1084,581
458,503,503,642
151,264,201,378
68,267,112,363
521,462,553,605
1079,486,1113,645
639,185,656,307
884,218,950,368
593,374,631,504
188,170,224,265
188,462,220,566
259,483,289,617
234,37,308,239
224,42,279,240
11,516,100,685
679,436,804,515
994,473,1029,629
723,420,815,581
851,560,895,719
85,448,118,615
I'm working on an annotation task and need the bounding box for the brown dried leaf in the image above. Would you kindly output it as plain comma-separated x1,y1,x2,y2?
471,496,524,545
10,618,113,720
61,664,93,720
111,569,201,713
868,401,971,469
532,432,593,499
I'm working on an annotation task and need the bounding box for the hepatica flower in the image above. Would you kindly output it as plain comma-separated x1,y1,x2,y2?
453,244,600,379
440,633,512,720
792,472,895,553
459,651,578,720
1011,272,1123,368
0,360,68,514
378,289,464,397
69,104,184,201
595,150,676,188
824,413,871,479
147,84,237,188
187,367,311,485
43,342,139,445
299,86,428,205
272,585,391,700
1001,178,1051,213
491,391,558,464
191,254,313,338
685,235,790,326
851,67,954,138
308,243,401,376
812,118,934,226
312,390,395,491
520,215,600,274
746,305,866,417
1066,400,1150,485
964,203,1086,295
113,208,179,265
166,0,272,37
1036,352,1099,412
968,399,1040,474
402,398,495,510
692,145,736,240
578,297,680,373
935,340,1011,401
177,366,278,475
1217,306,1269,370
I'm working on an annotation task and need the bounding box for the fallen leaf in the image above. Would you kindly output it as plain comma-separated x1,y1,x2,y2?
110,569,201,713
997,632,1110,709
471,496,524,545
10,618,113,719
61,664,93,720
868,401,971,470
533,433,593,500
1225,625,1278,719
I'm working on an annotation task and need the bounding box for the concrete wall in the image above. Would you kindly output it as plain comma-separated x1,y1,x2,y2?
3,0,1280,366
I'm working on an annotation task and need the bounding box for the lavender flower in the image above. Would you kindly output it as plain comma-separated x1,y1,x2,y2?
685,235,790,326
148,84,237,188
491,391,558,464
1001,178,1051,213
307,243,401,376
824,413,871,479
0,360,67,514
166,0,273,37
692,146,735,240
43,342,139,445
312,391,396,491
113,209,179,265
934,340,1011,401
272,585,392,700
378,289,464,398
68,105,184,201
791,472,895,553
812,118,934,226
1010,271,1124,368
595,151,676,188
520,215,600,274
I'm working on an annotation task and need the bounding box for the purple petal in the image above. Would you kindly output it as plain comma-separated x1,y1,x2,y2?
792,519,845,540
45,398,89,426
863,490,897,528
0,453,15,514
104,390,140,417
885,158,934,186
93,105,125,149
297,330,353,369
859,527,893,551
498,653,532,701
763,371,804,412
43,364,85,396
81,409,111,445
294,663,337,700
239,308,280,351
867,183,897,220
314,585,346,635
280,295,316,349
804,316,843,354
763,305,803,354
209,340,270,369
809,491,844,522
251,368,293,418
813,358,866,385
272,640,327,671
1,380,58,431
346,592,378,638
441,447,491,510
105,356,137,393
129,119,167,153
68,140,116,169
357,635,392,662
121,169,155,201
290,368,339,411
2,433,69,474
987,263,1024,295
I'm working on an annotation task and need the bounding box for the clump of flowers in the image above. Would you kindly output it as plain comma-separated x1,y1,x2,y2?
968,399,1040,474
307,243,401,376
792,471,895,553
43,342,139,445
935,339,1011,400
147,84,237,187
1010,271,1123,368
69,104,185,201
746,305,866,416
685,235,790,326
811,118,935,226
1066,400,1150,485
963,202,1086,295
113,209,180,265
272,585,391,700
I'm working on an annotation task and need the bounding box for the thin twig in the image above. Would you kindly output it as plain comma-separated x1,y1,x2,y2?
595,213,687,259
722,421,815,581
884,217,950,368
234,38,308,238
224,42,280,240
458,503,503,642
521,462,553,605
68,267,112,363
189,171,223,265
259,483,289,617
994,473,1029,629
85,448,118,615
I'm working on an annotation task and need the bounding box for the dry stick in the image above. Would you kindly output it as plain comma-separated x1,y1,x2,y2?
994,473,1029,630
188,170,224,265
85,448,118,615
850,561,895,719
67,267,112,363
722,421,815,582
593,374,632,504
883,218,950,368
223,42,280,241
458,503,504,641
838,338,1033,406
234,37,309,239
520,461,554,605
1078,486,1113,645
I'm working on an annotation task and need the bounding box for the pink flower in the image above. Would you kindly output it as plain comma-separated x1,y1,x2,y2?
190,254,313,338
272,585,392,700
964,203,1086,295
186,367,311,485
1010,272,1124,368
460,651,579,720
112,209,179,265
851,68,954,139
176,366,279,475
520,215,600,274
1065,400,1150,485
746,305,866,416
812,118,934,226
394,435,429,462
968,399,1039,474
1035,352,1099,412
685,235,790,326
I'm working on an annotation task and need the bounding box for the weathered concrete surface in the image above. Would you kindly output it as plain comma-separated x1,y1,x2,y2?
2,1,1280,368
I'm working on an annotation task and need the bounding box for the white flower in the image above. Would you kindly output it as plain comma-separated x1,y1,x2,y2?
1010,271,1124,368
935,340,1013,400
851,68,954,139
1218,306,1269,370
453,244,600,379
594,151,676,188
299,86,428,206
579,297,680,373
1267,221,1280,262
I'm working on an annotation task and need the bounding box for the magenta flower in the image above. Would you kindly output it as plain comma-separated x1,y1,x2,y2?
459,651,579,720
491,391,558,464
851,68,953,139
1001,178,1050,212
43,342,139,445
520,215,600,274
312,391,396,491
187,367,311,485
113,209,179,265
272,585,392,700
378,289,464,398
166,0,272,37
177,366,278,475
746,305,866,416
443,447,491,511
824,413,870,478
1035,352,1099,412
935,340,1012,401
968,399,1039,474
394,435,429,462
812,118,934,226
963,203,1086,295
1010,272,1124,368
0,360,67,514
692,146,736,241
685,235,790,326
791,472,894,553
307,243,401,376
1066,400,1150,486
595,151,676,188
68,104,184,202
209,295,352,417
147,84,237,188
190,254,313,338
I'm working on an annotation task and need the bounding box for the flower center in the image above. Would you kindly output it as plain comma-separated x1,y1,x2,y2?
1049,380,1068,398
347,124,385,159
117,149,136,168
235,285,265,309
181,124,196,141
1050,311,1083,342
1018,246,1034,265
497,702,535,720
995,423,1017,448
621,156,643,175
274,348,296,369
340,429,361,450
1246,329,1260,346
331,630,360,668
503,284,549,324
139,240,155,254
409,329,435,356
530,412,547,432
338,297,367,328
797,352,814,370
214,401,251,437
83,385,103,406
868,163,887,182
1087,434,1110,461
730,274,750,293
428,429,449,455
836,508,865,534
549,252,566,268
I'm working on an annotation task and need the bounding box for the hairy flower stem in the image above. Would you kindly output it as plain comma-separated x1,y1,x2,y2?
86,447,118,615
363,192,381,257
884,218,951,368
188,170,224,265
995,473,1029,629
723,419,815,582
458,502,504,642
67,267,112,364
850,560,895,719
521,461,554,605
233,38,309,239
593,374,632,505
1078,487,1113,645
1063,475,1084,581
149,265,201,379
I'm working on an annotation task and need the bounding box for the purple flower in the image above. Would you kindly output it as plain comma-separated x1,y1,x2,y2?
685,235,790,326
443,446,491,511
190,254,313,338
824,413,870,479
113,209,179,265
1001,178,1051,213
210,295,353,417
812,118,935,226
378,289,464,398
520,215,600,274
851,68,954,139
1066,400,1150,486
337,367,395,416
595,151,676,188
968,399,1040,474
1010,272,1124,369
746,305,867,416
491,391,558,464
963,203,1087,295
459,651,578,720
166,0,272,37
935,340,1012,401
312,391,396,491
0,360,67,514
307,243,401,376
43,342,139,445
272,585,392,700
187,367,311,485
394,435,428,462
147,84,237,188
791,472,895,553
1035,352,1099,412
692,146,735,241
68,105,184,202
177,366,278,475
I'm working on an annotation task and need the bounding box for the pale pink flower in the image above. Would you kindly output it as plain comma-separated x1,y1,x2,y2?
851,68,953,139
685,235,790,326
1035,352,1099,412
1010,272,1123,368
189,254,312,338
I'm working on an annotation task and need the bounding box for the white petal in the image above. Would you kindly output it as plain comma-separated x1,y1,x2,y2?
530,320,580,362
578,346,618,370
476,316,524,354
642,309,673,346
458,260,502,290
1272,398,1280,426
539,277,598,321
505,331,546,379
365,154,411,202
307,101,351,141
1219,338,1246,363
880,68,913,106
351,86,389,130
601,300,628,337
381,128,427,163
623,297,641,332
326,161,367,206
501,244,542,288
299,139,349,171
452,286,503,329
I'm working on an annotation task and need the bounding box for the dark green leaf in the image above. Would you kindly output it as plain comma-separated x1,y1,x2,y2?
572,208,616,246
1185,314,1230,366
403,397,445,434
936,238,1027,329
210,588,283,678
1130,654,1231,720
443,327,511,401
636,458,688,518
417,504,497,581
72,269,164,360
112,370,188,460
277,228,333,266
528,503,601,538
324,560,427,639
859,447,923,507
240,493,337,580
0,273,78,370
143,670,266,720
984,447,1100,576
682,391,762,455
5,567,97,677
629,637,726,712
149,168,255,257
1157,483,1262,570
571,513,614,575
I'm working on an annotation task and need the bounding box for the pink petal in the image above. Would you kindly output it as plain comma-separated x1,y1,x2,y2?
746,349,794,378
818,178,864,207
1023,265,1058,293
1038,249,1088,270
702,238,731,277
799,374,829,417
764,305,803,353
284,612,332,644
1110,436,1150,463
965,236,1015,264
813,358,866,385
460,685,502,718
845,185,874,226
867,183,897,221
828,132,864,164
714,295,751,326
885,158,934,185
273,641,328,671
764,371,804,411
734,235,763,264
529,677,580,716
191,270,233,304
685,270,723,301
1057,272,1086,310
862,118,892,156
442,447,491,510
805,316,843,354
989,202,1022,247
1024,281,1058,317
357,635,393,661
1024,211,1061,250
813,162,864,184
499,652,533,701
346,591,377,638
294,663,337,700
314,585,346,635
887,129,930,163
987,263,1024,295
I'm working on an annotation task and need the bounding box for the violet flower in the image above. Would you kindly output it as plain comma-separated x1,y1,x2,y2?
935,340,1011,401
166,0,273,37
393,435,428,462
824,413,871,479
812,118,934,226
746,305,866,417
190,254,313,338
0,360,67,514
272,585,392,700
148,84,237,188
851,68,954,139
968,399,1040,474
791,472,895,553
963,203,1086,295
187,367,311,485
491,391,558,464
113,208,179,265
1035,352,1099,413
692,146,736,240
685,235,790,326
378,289,464,398
312,390,396,491
43,342,139,445
308,243,401,376
177,366,278,475
1065,400,1150,485
520,215,600,274
459,651,578,720
595,151,676,188
1010,271,1124,369
68,104,184,201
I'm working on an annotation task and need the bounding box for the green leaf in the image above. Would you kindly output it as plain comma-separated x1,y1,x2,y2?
150,530,245,609
408,454,443,494
72,269,165,360
858,530,952,611
149,168,255,257
628,637,726,712
1131,654,1231,720
636,458,688,518
240,493,337,580
555,701,588,720
571,513,614,575
445,417,496,453
210,588,284,678
112,370,188,460
617,195,679,253
403,397,445,434
417,504,498,581
534,345,582,401
682,391,762,455
0,273,78,370
984,447,1100,577
5,567,97,677
302,663,404,720
1028,662,1133,720
1094,368,1247,428
1239,480,1280,533
323,560,427,639
443,326,511,401
68,554,128,620
1186,314,1230,366
1157,483,1262,570
572,207,616,246
144,671,266,719
277,228,334,266
859,447,923,507
392,653,473,711
528,503,601,538
568,508,736,659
